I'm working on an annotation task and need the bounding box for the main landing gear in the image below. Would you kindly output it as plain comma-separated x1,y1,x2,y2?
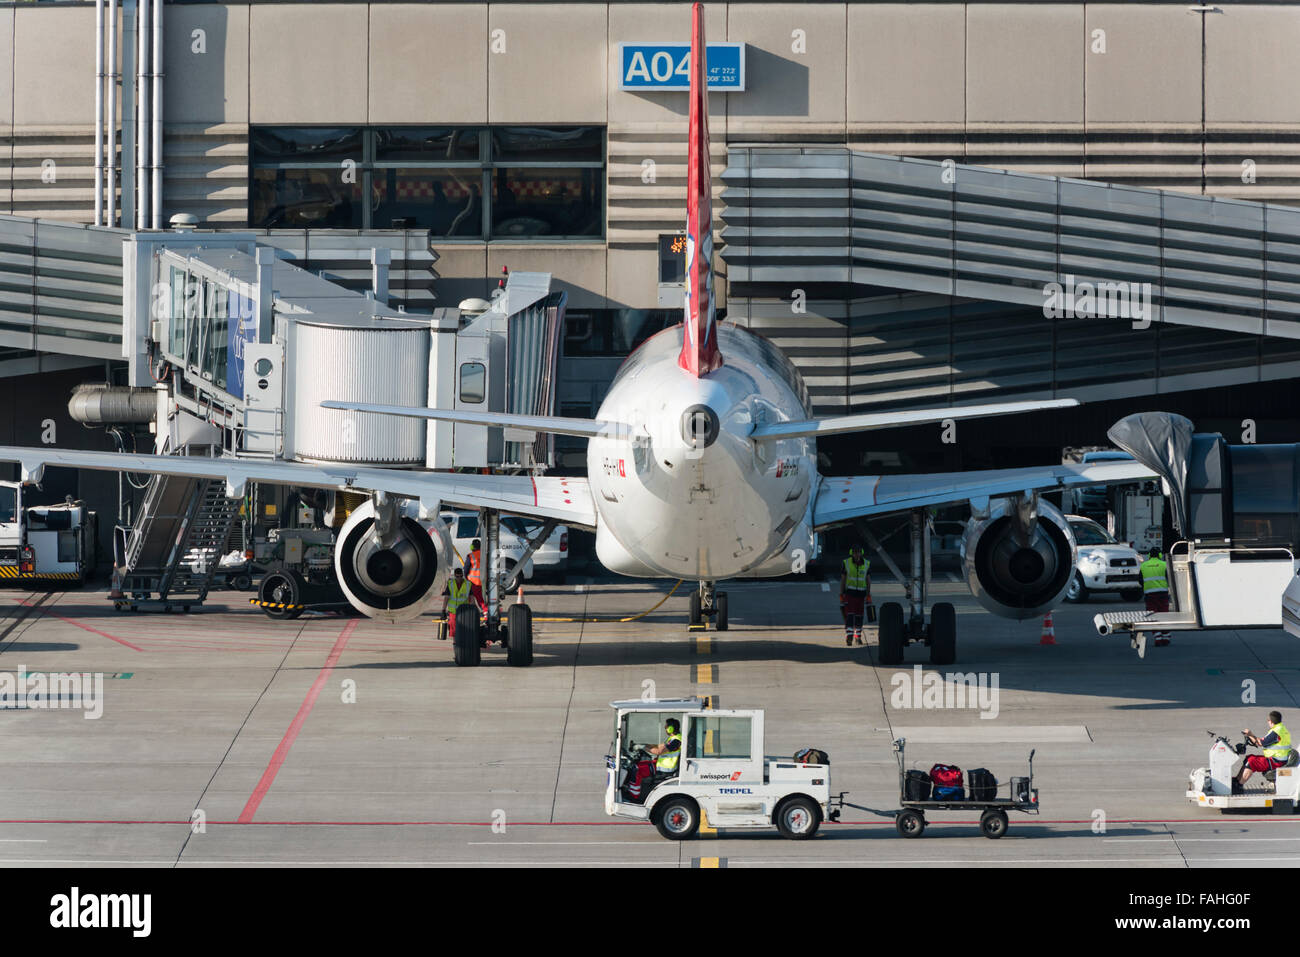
688,580,728,631
859,509,957,666
451,508,536,667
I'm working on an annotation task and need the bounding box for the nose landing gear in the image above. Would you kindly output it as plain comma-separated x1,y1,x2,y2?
688,580,728,631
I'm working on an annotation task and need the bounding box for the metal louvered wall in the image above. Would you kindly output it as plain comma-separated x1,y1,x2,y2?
0,215,126,360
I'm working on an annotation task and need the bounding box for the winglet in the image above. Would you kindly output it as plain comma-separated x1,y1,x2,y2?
678,2,723,378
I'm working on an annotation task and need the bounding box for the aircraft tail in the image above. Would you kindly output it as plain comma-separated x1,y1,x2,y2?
678,2,723,377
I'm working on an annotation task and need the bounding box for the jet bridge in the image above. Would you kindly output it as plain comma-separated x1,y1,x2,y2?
107,235,565,610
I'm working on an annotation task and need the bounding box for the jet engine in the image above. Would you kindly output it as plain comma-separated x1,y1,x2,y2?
961,496,1077,620
335,498,452,623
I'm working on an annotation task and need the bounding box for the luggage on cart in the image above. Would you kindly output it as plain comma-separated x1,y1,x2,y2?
933,784,965,801
1010,776,1031,803
905,769,931,801
930,764,963,788
968,768,997,801
794,748,830,765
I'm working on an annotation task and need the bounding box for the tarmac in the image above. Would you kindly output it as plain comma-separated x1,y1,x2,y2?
0,574,1297,868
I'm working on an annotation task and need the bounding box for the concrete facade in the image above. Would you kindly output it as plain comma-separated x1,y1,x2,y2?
4,1,1300,308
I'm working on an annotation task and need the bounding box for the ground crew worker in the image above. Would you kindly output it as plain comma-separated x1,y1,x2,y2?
1234,711,1292,792
464,538,485,611
840,545,871,646
441,567,472,638
1140,546,1172,647
626,718,683,802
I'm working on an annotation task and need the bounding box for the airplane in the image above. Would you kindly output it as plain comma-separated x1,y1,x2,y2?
0,2,1154,666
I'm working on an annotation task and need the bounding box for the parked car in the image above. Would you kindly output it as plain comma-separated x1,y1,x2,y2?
433,510,568,584
1064,514,1143,603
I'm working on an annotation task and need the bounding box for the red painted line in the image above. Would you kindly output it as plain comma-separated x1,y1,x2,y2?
237,619,358,823
17,598,143,653
0,816,1296,828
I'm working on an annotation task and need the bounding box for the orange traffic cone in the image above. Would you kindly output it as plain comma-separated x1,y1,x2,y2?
108,566,124,600
1040,611,1056,645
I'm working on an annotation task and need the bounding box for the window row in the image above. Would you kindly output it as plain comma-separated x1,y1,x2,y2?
249,126,605,239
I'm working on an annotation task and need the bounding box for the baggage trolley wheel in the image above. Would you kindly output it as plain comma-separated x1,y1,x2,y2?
896,809,925,838
979,809,1009,839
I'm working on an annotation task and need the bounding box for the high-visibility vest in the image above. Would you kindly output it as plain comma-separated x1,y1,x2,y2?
1264,723,1292,762
656,731,682,772
844,557,870,592
448,578,470,613
1140,556,1168,594
466,550,482,586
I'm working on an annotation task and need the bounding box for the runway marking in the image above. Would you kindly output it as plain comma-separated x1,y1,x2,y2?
468,841,657,846
237,618,358,823
693,856,725,868
694,636,712,655
699,808,716,836
1103,836,1300,843
691,664,716,684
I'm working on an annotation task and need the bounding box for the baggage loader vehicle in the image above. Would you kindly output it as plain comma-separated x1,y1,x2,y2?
1186,730,1300,814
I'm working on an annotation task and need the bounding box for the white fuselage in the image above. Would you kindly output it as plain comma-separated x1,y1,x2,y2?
588,324,816,580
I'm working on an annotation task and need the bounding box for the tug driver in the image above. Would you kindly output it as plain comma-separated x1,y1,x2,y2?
1233,710,1292,792
625,718,683,803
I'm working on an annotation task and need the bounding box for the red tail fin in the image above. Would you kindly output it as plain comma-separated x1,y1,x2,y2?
678,1,723,377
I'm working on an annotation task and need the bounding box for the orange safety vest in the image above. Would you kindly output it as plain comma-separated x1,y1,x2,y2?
466,550,482,586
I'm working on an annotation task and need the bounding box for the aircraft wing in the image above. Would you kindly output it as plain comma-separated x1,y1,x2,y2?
753,398,1079,442
812,460,1157,529
320,401,630,439
0,446,598,530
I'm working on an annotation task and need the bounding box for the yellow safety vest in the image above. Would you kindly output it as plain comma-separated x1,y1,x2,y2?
1264,723,1292,762
656,732,682,773
448,579,470,613
1140,556,1168,594
844,558,870,592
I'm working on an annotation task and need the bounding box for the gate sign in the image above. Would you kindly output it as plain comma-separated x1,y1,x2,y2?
618,43,745,92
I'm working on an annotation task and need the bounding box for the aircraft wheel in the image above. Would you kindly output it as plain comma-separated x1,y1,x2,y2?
454,606,482,666
689,591,702,626
507,603,534,667
877,602,905,665
715,592,728,631
929,602,956,666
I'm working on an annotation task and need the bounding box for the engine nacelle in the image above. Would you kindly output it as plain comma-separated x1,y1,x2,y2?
335,499,451,623
961,498,1077,620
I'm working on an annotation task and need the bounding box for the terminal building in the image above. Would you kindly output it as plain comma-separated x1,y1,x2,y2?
2,0,1300,551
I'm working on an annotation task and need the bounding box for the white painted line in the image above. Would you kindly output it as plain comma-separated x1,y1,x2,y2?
891,725,1091,743
1104,837,1300,843
468,841,657,846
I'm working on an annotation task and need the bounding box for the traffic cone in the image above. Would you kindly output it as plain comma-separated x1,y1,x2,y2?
1040,611,1056,645
108,566,123,600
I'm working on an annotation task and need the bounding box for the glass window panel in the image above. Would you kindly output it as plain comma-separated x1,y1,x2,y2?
250,168,364,228
0,486,16,524
490,126,602,163
250,127,363,163
563,309,674,357
688,717,752,760
459,362,486,403
369,168,484,235
374,127,480,163
491,167,602,238
206,283,229,389
169,266,186,358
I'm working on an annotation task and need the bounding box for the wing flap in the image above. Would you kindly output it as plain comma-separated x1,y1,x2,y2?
812,460,1156,529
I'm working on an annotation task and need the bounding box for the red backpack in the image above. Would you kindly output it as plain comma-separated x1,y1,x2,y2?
930,764,963,788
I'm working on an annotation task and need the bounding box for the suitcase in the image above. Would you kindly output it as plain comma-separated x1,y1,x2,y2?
929,763,963,788
1010,776,1031,803
905,769,931,801
932,784,964,801
968,767,997,801
794,748,830,765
